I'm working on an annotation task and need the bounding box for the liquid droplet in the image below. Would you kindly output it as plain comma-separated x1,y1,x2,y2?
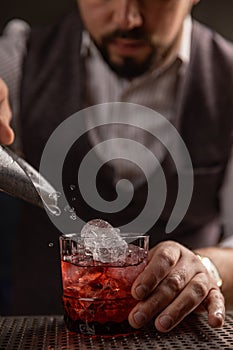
64,205,70,212
70,213,77,221
70,184,76,191
48,242,54,248
64,205,75,213
49,191,61,200
46,204,61,217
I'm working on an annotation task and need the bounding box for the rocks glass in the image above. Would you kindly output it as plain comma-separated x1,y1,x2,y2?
59,229,149,336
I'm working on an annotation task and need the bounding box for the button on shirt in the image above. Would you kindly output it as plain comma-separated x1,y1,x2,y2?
0,17,233,247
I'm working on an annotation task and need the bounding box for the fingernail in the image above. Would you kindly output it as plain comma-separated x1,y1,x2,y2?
215,312,224,319
215,312,224,325
159,315,173,330
133,311,147,326
212,312,224,327
135,285,148,299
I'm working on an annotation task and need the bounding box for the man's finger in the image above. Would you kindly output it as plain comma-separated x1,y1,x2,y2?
0,79,14,144
131,242,181,300
205,288,225,328
154,272,211,332
0,121,14,144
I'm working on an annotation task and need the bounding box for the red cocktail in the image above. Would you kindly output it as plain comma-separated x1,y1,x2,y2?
60,231,149,335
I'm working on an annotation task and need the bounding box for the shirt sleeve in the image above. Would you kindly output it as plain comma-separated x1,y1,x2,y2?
0,19,30,150
219,147,233,248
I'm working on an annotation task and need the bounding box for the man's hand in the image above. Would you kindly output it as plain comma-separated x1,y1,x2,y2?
128,240,225,332
0,78,14,144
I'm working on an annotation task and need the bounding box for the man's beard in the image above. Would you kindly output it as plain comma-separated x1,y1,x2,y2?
93,28,157,79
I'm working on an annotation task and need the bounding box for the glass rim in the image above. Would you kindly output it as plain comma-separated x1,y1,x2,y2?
60,233,149,240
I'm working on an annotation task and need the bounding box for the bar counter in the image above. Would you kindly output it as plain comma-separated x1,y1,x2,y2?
1,312,233,349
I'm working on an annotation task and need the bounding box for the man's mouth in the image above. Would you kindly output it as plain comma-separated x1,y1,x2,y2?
110,38,148,56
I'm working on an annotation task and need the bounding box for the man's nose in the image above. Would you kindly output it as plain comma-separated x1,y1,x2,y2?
112,0,143,30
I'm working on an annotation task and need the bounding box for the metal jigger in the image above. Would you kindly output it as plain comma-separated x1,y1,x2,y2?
0,145,57,210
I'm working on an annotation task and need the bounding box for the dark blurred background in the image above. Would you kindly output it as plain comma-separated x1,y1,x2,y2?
1,0,233,42
0,0,233,315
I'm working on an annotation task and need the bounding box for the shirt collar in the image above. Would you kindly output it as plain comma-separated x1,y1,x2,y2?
179,15,192,65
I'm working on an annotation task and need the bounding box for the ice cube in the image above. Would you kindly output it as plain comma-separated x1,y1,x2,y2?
80,219,127,263
85,219,112,229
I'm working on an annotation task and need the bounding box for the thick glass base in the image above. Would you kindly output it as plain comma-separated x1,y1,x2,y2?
64,314,136,336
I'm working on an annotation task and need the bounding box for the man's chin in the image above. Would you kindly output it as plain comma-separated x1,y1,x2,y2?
102,52,155,79
107,61,150,79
